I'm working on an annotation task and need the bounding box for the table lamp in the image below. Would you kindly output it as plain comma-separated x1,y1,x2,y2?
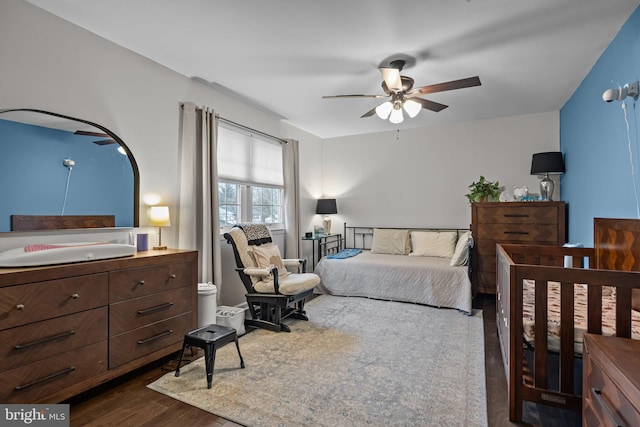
530,152,565,201
149,205,171,249
316,198,337,234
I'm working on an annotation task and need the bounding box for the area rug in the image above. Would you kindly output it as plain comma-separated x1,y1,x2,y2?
148,295,488,426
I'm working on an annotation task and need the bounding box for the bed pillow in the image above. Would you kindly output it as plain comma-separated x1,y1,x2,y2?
409,231,457,258
370,228,411,255
450,231,473,266
251,243,290,280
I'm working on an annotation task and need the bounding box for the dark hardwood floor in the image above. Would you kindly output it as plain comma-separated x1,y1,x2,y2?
66,295,582,426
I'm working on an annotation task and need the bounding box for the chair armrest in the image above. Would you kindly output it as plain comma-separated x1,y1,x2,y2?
243,267,272,277
242,266,282,294
282,258,307,273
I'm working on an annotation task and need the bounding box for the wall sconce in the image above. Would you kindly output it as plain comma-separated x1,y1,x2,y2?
316,198,337,234
149,205,171,249
530,152,565,201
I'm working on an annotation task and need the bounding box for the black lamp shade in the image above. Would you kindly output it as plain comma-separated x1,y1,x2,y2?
316,198,337,215
531,152,565,175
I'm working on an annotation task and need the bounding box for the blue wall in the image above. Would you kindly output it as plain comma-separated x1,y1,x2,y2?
0,119,134,231
560,6,640,246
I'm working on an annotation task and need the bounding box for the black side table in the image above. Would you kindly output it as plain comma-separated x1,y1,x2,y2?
301,233,343,269
175,324,245,389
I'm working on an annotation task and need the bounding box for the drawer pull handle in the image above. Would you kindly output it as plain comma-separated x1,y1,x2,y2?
15,304,25,310
71,293,79,299
137,280,145,286
592,388,624,427
137,329,173,345
137,302,174,315
503,214,529,218
169,274,176,279
15,366,76,391
504,231,529,235
15,330,76,350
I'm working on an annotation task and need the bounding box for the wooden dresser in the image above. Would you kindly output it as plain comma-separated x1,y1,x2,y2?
583,334,640,427
0,249,197,403
471,201,566,294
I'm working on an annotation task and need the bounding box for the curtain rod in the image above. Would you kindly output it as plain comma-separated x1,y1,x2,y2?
217,116,287,144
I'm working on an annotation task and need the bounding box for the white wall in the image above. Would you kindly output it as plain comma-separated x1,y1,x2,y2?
319,111,560,230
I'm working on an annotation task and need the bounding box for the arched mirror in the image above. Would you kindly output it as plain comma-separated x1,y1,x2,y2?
0,109,139,232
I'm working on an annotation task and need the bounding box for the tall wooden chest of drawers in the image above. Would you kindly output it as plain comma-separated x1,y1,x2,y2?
583,334,640,427
471,201,566,294
0,249,197,403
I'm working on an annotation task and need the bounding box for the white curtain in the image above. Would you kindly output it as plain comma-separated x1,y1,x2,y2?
178,102,222,299
283,138,301,258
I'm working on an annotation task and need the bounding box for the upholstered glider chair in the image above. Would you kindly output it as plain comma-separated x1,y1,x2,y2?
223,224,320,332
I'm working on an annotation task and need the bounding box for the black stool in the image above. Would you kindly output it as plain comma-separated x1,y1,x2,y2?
175,324,245,389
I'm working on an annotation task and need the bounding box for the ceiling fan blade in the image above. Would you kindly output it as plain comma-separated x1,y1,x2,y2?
74,130,110,137
93,139,117,145
408,76,481,96
380,67,403,92
322,94,386,99
408,97,449,113
360,106,378,118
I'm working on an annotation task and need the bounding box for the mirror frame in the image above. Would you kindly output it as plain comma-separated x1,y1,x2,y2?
0,108,140,230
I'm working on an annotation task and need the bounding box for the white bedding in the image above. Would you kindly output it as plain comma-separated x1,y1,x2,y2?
314,250,472,314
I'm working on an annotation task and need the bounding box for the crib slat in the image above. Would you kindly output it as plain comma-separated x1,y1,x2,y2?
587,284,603,335
534,280,548,389
559,282,574,394
616,287,632,338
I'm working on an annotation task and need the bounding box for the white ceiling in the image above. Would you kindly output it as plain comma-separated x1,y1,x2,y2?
25,0,640,139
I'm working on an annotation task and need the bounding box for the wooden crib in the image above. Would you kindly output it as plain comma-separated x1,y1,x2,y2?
496,217,640,422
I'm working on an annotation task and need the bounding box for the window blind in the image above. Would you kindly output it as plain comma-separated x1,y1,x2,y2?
217,121,283,188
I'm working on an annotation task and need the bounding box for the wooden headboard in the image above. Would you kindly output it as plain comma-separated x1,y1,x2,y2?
594,217,640,271
11,215,115,231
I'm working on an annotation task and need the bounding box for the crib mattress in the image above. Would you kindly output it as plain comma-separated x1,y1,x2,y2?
522,280,640,354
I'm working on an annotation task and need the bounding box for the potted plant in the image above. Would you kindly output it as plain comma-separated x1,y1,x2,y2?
465,176,501,203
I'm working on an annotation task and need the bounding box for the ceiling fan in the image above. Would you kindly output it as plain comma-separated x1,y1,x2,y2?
74,130,116,145
323,59,481,124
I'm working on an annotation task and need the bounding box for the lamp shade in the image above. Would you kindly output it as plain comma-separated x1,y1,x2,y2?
316,199,337,215
530,152,565,175
149,206,171,226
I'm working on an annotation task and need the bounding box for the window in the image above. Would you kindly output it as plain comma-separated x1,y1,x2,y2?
217,121,284,228
218,182,239,226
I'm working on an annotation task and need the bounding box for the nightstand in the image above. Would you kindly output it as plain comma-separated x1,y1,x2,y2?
301,233,343,269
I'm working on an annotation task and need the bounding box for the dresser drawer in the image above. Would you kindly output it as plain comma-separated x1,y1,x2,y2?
0,340,107,403
476,224,558,243
109,260,193,302
109,312,190,368
476,205,560,224
110,286,192,336
586,353,640,426
0,273,108,330
0,307,107,372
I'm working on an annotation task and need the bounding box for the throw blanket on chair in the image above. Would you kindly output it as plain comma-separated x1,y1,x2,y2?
237,223,272,245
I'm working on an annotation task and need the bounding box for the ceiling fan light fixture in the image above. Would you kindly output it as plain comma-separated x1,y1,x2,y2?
389,107,404,124
375,101,393,119
403,99,421,118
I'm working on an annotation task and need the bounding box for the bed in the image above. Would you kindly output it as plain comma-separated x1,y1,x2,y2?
314,224,473,314
496,217,640,422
